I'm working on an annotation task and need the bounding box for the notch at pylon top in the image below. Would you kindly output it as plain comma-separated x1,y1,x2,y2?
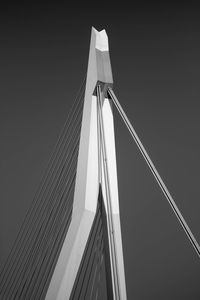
88,27,113,86
92,27,109,51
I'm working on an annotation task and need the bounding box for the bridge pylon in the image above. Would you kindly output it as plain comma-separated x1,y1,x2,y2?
45,27,127,300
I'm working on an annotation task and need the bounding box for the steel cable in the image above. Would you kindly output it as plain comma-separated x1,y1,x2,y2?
108,87,200,259
0,76,86,288
8,149,78,299
0,78,85,298
1,110,83,297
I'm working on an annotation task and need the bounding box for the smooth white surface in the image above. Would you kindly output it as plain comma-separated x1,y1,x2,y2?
102,98,119,214
94,28,109,51
85,95,99,212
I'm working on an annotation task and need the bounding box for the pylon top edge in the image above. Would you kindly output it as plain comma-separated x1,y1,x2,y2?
91,27,109,51
89,27,113,85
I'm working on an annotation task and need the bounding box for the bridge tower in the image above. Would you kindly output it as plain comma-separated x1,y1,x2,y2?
45,28,127,300
0,26,199,300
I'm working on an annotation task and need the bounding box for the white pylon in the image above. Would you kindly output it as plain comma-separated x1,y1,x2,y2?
45,27,127,300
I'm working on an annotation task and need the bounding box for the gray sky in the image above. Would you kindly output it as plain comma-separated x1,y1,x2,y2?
0,3,200,299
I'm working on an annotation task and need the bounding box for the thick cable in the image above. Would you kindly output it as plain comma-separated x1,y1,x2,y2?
108,87,200,259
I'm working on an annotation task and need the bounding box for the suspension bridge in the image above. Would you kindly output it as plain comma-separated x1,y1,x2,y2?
0,27,199,300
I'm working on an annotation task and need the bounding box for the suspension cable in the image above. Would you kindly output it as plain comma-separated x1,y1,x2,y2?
0,77,85,298
108,87,200,259
0,75,86,287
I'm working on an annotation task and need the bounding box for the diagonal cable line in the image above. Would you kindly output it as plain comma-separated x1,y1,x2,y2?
94,254,104,300
33,185,75,300
89,237,104,300
77,220,103,300
0,77,85,292
3,157,77,299
108,87,200,259
83,232,103,299
16,170,76,300
0,76,86,288
13,149,78,296
37,205,73,300
70,202,102,300
0,80,85,296
0,118,82,297
2,126,81,298
7,151,78,299
15,172,76,300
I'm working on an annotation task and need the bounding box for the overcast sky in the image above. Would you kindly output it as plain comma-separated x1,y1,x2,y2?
0,3,200,299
